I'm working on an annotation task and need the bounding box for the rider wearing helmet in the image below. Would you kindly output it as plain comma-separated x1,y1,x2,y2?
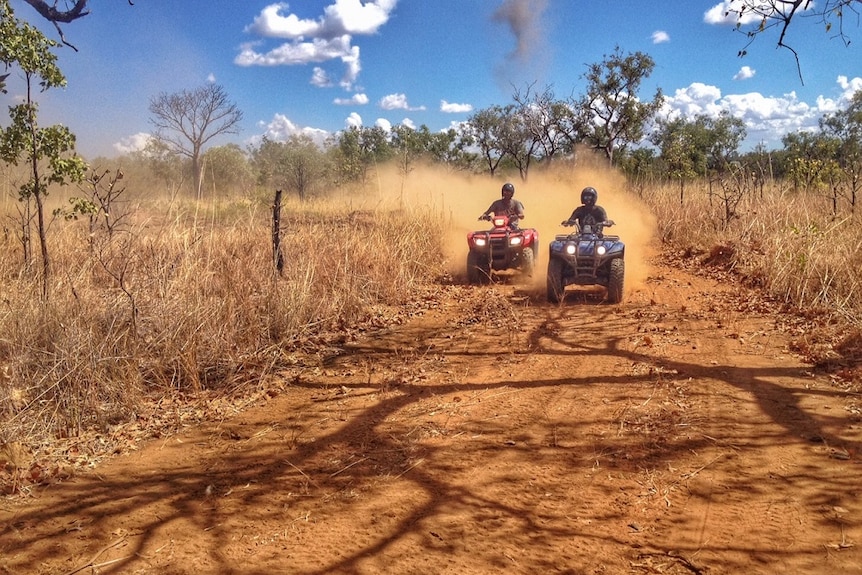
562,186,609,230
480,182,525,229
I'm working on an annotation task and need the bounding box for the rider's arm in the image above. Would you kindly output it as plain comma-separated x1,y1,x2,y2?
596,207,608,222
515,200,525,219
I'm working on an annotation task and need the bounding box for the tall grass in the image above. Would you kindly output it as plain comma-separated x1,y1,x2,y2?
3,166,862,455
637,180,862,324
0,193,447,444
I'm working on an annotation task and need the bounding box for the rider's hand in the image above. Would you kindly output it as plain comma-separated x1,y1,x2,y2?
604,220,615,227
479,214,491,221
561,219,573,226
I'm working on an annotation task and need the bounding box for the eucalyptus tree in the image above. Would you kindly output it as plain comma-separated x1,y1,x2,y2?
391,124,431,177
251,135,328,201
466,106,508,176
427,127,475,171
650,116,701,203
512,84,580,163
575,47,663,166
0,0,87,299
201,143,255,197
328,125,392,184
781,130,842,200
820,90,862,211
495,103,542,181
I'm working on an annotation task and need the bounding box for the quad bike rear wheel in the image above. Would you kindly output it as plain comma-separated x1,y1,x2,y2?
521,246,535,278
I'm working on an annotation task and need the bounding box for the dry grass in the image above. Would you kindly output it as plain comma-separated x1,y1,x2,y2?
0,190,447,447
3,160,862,483
637,180,862,324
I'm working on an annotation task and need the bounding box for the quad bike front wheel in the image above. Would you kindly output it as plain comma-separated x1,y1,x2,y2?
606,258,625,304
467,251,491,285
546,257,565,303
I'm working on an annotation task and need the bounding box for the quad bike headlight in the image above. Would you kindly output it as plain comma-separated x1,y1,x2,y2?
509,236,522,246
565,243,576,255
596,245,606,255
474,237,487,247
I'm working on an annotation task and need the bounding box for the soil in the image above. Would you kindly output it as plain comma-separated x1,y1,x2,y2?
1,254,860,575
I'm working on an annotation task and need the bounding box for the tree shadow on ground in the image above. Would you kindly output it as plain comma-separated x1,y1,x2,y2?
0,296,859,574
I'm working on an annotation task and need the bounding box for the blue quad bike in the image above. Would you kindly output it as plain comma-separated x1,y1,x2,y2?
546,220,625,303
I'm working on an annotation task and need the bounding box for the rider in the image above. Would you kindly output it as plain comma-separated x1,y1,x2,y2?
562,186,610,230
479,182,525,229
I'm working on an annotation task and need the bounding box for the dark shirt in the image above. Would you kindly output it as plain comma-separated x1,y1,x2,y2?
567,205,608,228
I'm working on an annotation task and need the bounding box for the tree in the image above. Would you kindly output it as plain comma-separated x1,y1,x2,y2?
201,144,254,197
251,135,328,201
327,126,392,184
820,90,862,211
512,83,580,163
781,130,842,211
728,0,861,81
1,0,87,299
148,84,243,199
651,116,700,203
495,103,541,181
467,106,508,176
427,127,475,172
391,124,431,178
575,47,663,165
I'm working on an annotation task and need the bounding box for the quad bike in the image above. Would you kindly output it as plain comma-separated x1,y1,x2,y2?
546,220,625,303
466,215,539,284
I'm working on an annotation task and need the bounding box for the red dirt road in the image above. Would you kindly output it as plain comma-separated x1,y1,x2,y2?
1,257,860,574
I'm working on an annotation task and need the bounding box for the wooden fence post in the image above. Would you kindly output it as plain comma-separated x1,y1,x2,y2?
272,189,284,275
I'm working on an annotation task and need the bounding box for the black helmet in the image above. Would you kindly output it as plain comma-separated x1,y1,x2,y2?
581,186,597,207
501,182,515,197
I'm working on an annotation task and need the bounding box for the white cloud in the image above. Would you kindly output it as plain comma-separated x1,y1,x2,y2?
733,66,756,80
703,1,763,26
239,1,397,90
334,93,369,105
256,113,329,146
113,132,152,155
401,117,416,129
704,1,814,26
440,100,473,113
247,0,398,39
379,93,425,111
235,35,354,66
206,73,217,83
659,77,862,148
375,117,392,131
245,3,323,38
837,75,862,95
311,67,332,87
651,30,670,44
345,112,363,128
340,45,361,89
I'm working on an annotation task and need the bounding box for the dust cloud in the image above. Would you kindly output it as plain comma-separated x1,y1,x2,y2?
360,157,657,297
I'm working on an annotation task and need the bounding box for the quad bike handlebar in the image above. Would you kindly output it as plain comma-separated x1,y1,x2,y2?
561,219,615,228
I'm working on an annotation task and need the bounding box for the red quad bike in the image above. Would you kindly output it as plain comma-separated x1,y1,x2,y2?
466,215,539,284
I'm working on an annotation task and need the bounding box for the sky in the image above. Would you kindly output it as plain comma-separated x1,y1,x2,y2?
5,0,862,160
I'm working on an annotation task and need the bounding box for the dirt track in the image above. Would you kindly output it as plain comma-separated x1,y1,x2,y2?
1,256,860,575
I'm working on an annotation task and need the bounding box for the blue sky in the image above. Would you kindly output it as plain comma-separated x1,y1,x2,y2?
6,0,862,159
